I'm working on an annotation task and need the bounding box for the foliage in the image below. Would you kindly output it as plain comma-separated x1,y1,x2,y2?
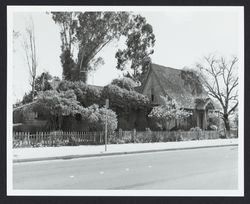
148,96,192,130
233,111,238,128
75,12,131,80
111,77,137,91
51,12,155,82
60,49,76,81
22,17,38,101
57,79,150,110
21,72,54,104
20,78,149,131
101,84,150,109
80,104,117,133
51,12,78,53
13,105,33,123
115,15,155,82
32,90,83,130
51,12,78,81
207,111,220,129
34,72,53,92
22,92,33,104
196,55,238,130
190,127,202,132
180,69,204,95
57,80,102,106
190,127,203,140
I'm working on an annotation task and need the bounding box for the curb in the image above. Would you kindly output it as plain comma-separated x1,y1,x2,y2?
13,143,238,163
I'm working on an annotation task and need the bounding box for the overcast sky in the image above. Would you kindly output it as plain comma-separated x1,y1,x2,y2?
11,7,243,103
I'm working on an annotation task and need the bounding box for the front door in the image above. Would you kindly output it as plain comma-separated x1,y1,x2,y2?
198,111,204,129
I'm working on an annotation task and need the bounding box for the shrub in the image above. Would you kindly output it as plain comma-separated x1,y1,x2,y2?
148,96,192,130
57,80,102,107
67,136,78,146
218,129,227,139
102,84,149,109
80,104,118,133
190,127,203,140
207,112,220,129
111,77,137,91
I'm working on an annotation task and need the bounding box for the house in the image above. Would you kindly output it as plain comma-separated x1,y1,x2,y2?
13,63,220,132
137,63,220,130
13,102,48,132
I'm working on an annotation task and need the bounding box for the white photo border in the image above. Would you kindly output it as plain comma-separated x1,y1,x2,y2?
7,5,244,197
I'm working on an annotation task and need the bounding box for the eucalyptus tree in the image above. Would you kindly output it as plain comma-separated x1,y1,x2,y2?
51,11,155,83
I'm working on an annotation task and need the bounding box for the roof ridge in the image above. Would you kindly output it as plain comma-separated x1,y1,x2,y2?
151,63,181,71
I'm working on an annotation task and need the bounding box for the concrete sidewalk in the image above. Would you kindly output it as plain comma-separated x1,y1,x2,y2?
13,138,238,163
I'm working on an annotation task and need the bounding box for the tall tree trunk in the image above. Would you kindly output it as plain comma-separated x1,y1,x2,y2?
223,114,230,131
31,76,35,101
79,70,88,83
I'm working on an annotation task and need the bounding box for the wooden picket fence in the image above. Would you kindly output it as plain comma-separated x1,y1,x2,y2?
13,129,238,148
13,131,104,148
113,130,238,144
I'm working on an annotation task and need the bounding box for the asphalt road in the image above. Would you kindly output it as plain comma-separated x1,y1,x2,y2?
13,146,238,190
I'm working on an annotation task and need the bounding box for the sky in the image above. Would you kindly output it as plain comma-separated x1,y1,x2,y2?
11,7,243,103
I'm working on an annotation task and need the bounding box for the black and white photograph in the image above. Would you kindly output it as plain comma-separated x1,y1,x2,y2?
7,6,244,196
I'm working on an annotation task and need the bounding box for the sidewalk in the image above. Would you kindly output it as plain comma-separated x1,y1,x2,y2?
13,138,238,163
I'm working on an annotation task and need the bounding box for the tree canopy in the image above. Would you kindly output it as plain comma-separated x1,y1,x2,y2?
31,89,117,132
115,15,155,82
21,72,54,104
32,90,83,130
196,55,238,130
102,84,150,109
34,72,53,92
51,12,155,83
148,96,192,130
80,104,117,132
111,77,137,91
19,77,149,131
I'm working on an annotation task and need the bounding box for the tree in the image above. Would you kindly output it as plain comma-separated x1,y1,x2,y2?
111,77,137,91
207,111,220,130
60,49,76,80
80,104,118,133
115,15,155,82
101,84,150,109
22,17,38,101
57,80,102,107
34,72,53,92
22,92,33,104
13,30,20,53
51,12,155,82
21,72,53,104
51,12,78,81
32,90,83,130
148,96,192,130
196,55,238,131
75,12,132,82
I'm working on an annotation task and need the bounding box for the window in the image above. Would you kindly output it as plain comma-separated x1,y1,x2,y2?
151,94,154,102
151,88,155,102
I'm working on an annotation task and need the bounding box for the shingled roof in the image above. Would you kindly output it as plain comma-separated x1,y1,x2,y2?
140,63,211,109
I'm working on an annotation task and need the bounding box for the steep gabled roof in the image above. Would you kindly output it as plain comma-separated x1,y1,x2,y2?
141,63,210,109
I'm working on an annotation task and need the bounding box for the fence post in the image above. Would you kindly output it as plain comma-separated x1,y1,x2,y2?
133,128,136,143
27,132,30,146
77,132,79,145
93,132,96,144
51,131,53,146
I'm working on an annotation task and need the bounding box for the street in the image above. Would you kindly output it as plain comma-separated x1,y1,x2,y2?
13,146,238,190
